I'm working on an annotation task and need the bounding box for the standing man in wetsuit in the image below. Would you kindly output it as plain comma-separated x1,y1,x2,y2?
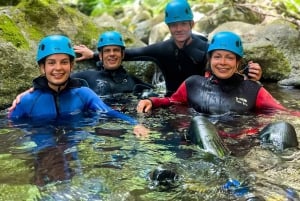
74,0,262,97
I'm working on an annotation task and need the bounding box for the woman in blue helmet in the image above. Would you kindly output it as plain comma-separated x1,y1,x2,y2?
136,31,299,156
71,31,153,98
8,35,150,187
8,34,148,136
74,0,262,97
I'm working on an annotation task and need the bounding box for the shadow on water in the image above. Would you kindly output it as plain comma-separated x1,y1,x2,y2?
0,83,299,200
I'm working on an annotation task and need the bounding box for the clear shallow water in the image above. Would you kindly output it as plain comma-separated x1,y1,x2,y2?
0,82,299,201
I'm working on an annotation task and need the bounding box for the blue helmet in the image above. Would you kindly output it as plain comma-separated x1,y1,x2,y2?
36,35,75,62
208,32,244,57
165,0,193,24
97,31,125,50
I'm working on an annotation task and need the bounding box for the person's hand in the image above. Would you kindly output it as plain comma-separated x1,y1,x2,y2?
136,99,152,113
133,124,150,138
8,87,34,112
247,61,262,81
73,45,94,62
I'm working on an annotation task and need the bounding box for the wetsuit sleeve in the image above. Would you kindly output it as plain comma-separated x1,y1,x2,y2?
255,87,286,111
8,101,26,119
124,47,151,60
106,110,138,125
93,52,100,62
256,88,300,116
149,82,188,108
8,92,40,119
124,45,161,65
81,87,138,125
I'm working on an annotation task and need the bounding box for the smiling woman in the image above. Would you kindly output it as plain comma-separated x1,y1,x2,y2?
36,34,75,92
208,31,244,80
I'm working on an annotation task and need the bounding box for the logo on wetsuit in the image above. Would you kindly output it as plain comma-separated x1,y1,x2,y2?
235,97,248,106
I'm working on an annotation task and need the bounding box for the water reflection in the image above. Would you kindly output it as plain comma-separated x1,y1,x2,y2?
0,83,299,200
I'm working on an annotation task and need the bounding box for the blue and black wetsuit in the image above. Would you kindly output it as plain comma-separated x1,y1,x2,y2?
9,76,137,125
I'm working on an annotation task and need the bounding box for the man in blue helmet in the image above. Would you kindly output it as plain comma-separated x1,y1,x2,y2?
71,31,153,99
74,0,262,97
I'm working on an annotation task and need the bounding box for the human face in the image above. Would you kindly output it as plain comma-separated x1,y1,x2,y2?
168,21,193,48
40,54,73,91
210,50,239,79
100,46,124,70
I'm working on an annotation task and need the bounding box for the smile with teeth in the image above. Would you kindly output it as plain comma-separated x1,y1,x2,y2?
217,67,230,72
107,58,118,65
52,73,65,78
108,57,117,61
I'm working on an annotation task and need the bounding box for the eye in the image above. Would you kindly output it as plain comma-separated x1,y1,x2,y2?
46,60,55,65
61,60,69,65
212,55,221,59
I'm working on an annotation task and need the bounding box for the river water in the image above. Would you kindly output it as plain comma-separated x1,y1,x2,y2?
0,82,299,201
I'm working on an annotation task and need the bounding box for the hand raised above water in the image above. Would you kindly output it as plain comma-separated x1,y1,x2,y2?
73,44,94,62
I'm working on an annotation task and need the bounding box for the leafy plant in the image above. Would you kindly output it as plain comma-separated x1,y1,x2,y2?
76,0,300,21
272,0,300,19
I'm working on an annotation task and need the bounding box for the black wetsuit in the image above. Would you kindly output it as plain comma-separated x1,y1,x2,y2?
93,34,208,96
71,65,153,98
185,74,261,114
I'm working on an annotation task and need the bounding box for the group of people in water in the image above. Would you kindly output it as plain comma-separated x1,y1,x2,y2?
5,0,300,194
7,0,299,156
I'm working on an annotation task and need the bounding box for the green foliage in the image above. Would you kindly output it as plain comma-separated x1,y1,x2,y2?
139,0,169,15
273,0,300,19
76,0,299,19
77,0,99,15
0,0,20,6
77,0,134,16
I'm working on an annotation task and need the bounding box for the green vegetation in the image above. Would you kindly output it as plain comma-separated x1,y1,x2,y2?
75,0,299,22
272,0,300,19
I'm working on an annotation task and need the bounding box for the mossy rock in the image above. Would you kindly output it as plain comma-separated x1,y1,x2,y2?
0,14,29,49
